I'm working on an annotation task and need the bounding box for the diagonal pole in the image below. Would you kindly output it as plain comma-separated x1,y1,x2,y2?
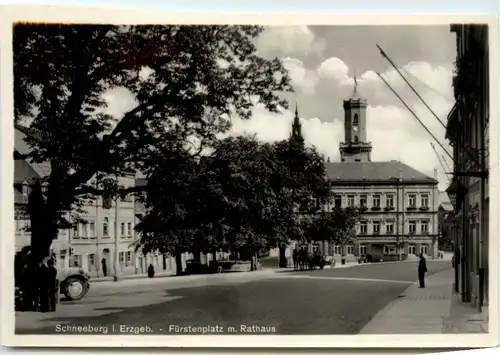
376,72,454,161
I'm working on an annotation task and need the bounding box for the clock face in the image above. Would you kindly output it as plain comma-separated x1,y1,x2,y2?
353,126,359,132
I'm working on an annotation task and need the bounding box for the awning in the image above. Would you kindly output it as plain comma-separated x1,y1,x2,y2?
446,179,469,214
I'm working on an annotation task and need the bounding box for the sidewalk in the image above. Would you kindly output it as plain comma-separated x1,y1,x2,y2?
359,268,489,334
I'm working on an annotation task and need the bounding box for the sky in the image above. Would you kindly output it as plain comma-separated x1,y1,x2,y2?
102,25,457,191
238,25,457,191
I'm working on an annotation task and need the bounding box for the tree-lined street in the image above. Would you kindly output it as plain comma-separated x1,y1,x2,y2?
16,260,452,335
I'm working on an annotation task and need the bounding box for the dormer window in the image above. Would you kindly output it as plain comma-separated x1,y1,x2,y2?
353,114,359,125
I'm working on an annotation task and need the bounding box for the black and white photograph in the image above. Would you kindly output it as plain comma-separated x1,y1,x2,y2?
0,6,497,349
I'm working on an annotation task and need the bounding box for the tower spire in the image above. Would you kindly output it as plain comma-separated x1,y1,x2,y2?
352,69,358,97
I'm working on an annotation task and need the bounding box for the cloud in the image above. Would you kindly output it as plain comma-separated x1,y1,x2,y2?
282,58,319,96
230,103,343,161
317,57,353,86
256,26,326,58
231,101,452,191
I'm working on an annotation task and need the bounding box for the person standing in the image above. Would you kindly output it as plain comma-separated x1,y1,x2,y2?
148,263,155,278
101,258,107,277
47,258,58,312
418,253,428,288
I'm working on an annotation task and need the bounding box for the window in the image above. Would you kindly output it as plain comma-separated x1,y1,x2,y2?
71,255,82,267
89,221,95,238
373,195,381,207
333,245,341,255
103,218,109,237
353,113,359,125
127,222,132,237
420,245,429,255
386,223,394,234
334,196,342,208
88,254,95,267
73,223,79,238
347,195,355,207
126,251,132,267
359,244,367,255
421,221,429,233
354,136,359,143
81,223,87,238
360,221,367,234
372,221,380,234
346,245,354,255
384,245,397,255
119,252,125,264
121,222,125,236
421,194,429,207
408,244,416,255
360,195,367,207
386,195,394,207
408,194,416,207
409,221,417,233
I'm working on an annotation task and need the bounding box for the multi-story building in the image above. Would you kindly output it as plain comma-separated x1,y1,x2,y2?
446,24,489,311
288,86,439,263
14,125,140,278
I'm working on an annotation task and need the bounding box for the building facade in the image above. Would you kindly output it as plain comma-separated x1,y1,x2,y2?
446,24,489,311
14,125,188,278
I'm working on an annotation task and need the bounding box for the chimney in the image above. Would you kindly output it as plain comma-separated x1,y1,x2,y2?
398,168,403,181
434,168,438,180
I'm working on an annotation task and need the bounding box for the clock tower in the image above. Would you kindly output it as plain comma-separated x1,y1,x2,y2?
339,78,372,162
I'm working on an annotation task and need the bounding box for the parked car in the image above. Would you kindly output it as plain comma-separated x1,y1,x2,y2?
58,267,91,301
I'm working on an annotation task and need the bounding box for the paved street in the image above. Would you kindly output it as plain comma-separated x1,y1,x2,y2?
16,260,452,335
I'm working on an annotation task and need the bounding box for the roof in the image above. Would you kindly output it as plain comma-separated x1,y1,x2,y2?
14,124,51,177
14,159,41,183
325,161,438,184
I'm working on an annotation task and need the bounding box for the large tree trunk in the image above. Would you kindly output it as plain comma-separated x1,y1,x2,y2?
279,246,287,268
175,250,183,276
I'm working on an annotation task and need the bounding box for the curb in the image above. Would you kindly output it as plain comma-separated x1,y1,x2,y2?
89,268,279,286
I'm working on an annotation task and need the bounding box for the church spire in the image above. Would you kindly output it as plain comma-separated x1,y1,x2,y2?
290,103,304,146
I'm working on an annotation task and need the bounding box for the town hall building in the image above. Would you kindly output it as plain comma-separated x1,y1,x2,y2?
286,84,440,263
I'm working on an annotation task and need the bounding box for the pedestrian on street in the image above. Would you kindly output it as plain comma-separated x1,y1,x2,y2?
47,258,58,312
101,258,107,277
418,253,427,288
148,263,155,278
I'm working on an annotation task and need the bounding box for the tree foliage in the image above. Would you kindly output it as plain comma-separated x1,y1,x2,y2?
14,24,292,259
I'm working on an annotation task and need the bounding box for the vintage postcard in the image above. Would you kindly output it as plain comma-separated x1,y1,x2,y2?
0,5,498,349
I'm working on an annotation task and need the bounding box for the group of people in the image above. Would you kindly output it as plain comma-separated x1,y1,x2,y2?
22,254,58,312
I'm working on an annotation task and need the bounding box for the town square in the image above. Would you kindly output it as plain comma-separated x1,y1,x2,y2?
6,18,491,340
